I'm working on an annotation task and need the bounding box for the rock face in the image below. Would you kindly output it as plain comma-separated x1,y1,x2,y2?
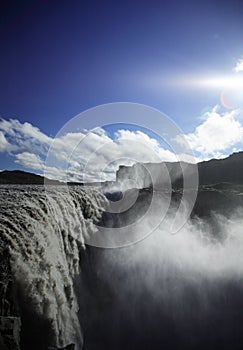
0,316,21,350
116,152,243,188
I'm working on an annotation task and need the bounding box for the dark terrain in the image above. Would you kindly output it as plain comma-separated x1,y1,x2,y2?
0,170,61,185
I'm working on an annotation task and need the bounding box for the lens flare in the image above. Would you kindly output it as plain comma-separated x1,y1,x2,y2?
220,86,243,109
190,75,243,109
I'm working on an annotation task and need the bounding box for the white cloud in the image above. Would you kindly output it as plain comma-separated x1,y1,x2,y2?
0,119,51,155
0,131,16,152
234,58,243,73
0,119,50,144
1,109,243,182
15,152,44,171
0,118,178,181
46,128,177,182
183,109,243,157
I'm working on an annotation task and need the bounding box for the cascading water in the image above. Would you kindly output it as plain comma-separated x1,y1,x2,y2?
0,185,107,349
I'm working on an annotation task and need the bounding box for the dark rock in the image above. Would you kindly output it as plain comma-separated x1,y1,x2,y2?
0,316,21,350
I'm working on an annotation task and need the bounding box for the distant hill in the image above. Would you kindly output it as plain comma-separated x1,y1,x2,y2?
0,170,62,185
198,152,243,185
116,151,243,188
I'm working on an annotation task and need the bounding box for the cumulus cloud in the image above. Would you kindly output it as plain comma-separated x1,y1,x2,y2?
0,118,51,155
234,58,243,73
47,128,178,182
0,131,16,152
15,152,44,170
1,109,243,182
182,109,243,158
0,118,178,181
115,129,176,162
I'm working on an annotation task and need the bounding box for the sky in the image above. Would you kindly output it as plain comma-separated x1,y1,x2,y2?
1,0,243,181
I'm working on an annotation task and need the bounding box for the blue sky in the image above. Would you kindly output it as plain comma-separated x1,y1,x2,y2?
1,0,243,180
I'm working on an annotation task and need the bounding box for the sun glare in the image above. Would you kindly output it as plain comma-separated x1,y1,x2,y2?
199,75,243,89
184,74,243,109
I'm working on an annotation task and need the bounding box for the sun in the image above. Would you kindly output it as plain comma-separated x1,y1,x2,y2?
200,75,243,89
197,74,243,109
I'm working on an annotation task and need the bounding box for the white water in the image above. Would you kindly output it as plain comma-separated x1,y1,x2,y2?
0,185,107,348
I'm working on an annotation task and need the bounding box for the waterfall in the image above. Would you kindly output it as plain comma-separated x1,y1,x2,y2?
0,185,107,349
